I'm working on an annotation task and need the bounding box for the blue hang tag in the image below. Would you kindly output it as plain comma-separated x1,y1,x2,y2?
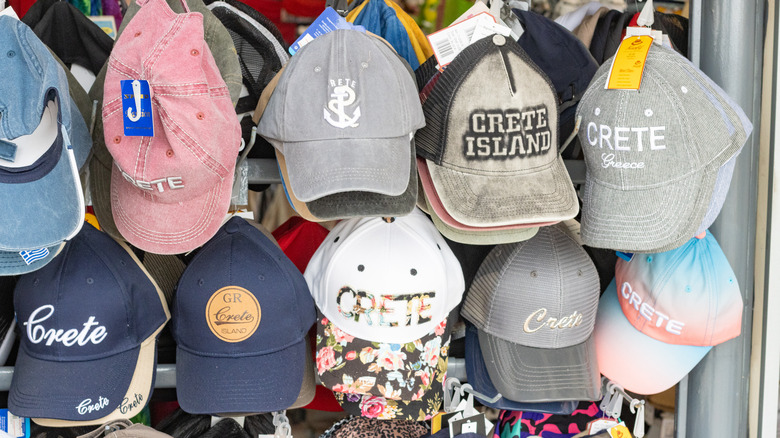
288,7,364,55
615,251,634,262
121,80,154,137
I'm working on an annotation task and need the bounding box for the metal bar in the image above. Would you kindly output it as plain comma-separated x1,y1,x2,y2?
680,0,765,436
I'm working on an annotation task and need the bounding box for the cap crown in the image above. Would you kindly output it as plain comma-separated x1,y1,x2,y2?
614,231,743,346
415,36,559,175
304,209,464,344
14,225,168,361
103,0,240,204
577,44,746,190
258,29,424,145
173,217,316,356
462,225,599,348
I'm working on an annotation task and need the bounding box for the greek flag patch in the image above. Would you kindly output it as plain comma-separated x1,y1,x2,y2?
19,248,49,265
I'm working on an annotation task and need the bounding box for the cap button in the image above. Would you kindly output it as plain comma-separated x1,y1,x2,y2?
492,34,506,46
225,220,241,234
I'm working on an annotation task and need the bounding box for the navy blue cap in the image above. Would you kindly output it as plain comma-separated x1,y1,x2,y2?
513,9,598,149
173,216,316,414
464,324,578,414
9,223,170,422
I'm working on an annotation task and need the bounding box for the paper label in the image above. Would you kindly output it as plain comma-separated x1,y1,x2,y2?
289,7,365,55
427,13,497,69
608,424,633,438
89,16,117,39
588,418,619,435
606,35,653,90
0,410,29,438
121,80,154,137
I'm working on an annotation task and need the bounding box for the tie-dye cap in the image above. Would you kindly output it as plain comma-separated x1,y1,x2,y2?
593,231,743,395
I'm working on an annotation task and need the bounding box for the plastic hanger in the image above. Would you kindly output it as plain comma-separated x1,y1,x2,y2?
600,378,646,438
444,377,502,413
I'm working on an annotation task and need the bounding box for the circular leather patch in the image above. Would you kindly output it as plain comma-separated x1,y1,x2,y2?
205,286,261,342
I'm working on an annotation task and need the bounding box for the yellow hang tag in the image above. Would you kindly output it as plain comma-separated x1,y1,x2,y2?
608,424,633,438
606,35,653,90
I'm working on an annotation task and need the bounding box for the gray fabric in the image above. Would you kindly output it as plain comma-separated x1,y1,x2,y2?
305,139,417,219
478,330,602,402
414,36,578,227
577,43,752,253
696,152,737,236
461,224,600,348
258,30,424,202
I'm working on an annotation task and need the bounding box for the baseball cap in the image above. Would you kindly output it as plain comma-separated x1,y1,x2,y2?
414,34,579,227
257,29,425,203
577,43,752,253
461,224,602,402
9,223,170,424
0,16,87,273
304,210,465,419
593,231,743,395
173,216,316,414
88,0,242,241
464,324,579,414
102,0,242,255
494,402,605,438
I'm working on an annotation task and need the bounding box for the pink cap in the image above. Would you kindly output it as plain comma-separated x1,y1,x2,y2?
102,0,240,254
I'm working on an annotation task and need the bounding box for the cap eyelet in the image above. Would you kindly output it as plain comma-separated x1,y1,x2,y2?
645,109,654,117
410,268,417,276
196,112,205,120
258,275,265,281
681,86,688,93
191,49,199,56
334,236,340,243
530,270,537,278
113,136,122,144
577,269,582,276
86,278,94,285
314,66,322,73
361,62,369,68
7,50,15,58
647,256,653,263
166,149,174,157
357,264,365,272
33,278,40,286
594,108,601,116
198,279,205,286
134,31,142,37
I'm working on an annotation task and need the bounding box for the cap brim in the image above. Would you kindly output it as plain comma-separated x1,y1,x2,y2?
176,337,307,414
282,136,411,202
0,242,65,276
316,315,448,403
10,344,139,422
464,325,577,414
593,279,711,395
477,330,601,403
110,164,232,255
0,137,83,251
580,167,717,253
426,156,578,227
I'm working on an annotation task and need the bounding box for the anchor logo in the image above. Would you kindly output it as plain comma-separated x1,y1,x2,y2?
324,84,361,129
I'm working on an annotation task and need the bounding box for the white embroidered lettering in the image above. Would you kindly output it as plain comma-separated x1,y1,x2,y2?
24,305,108,346
324,80,361,129
619,282,684,335
601,153,645,169
523,308,584,333
118,166,184,193
76,397,110,415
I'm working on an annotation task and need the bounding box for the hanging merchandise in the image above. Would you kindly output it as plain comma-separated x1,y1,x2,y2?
593,231,743,395
493,402,608,438
345,0,423,69
87,0,241,241
304,210,465,420
172,217,316,414
100,0,242,255
8,223,170,425
576,43,752,253
461,224,602,403
0,16,91,276
414,35,578,240
257,29,425,220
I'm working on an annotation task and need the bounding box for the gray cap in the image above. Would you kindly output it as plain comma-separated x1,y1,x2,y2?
258,29,424,203
461,224,601,402
414,35,579,227
577,43,752,253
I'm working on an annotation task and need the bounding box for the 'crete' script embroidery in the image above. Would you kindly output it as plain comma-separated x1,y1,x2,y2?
24,305,108,346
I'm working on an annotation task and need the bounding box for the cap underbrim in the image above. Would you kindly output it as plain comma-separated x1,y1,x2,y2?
176,337,307,414
477,330,601,403
282,136,412,202
0,136,83,251
0,242,65,276
580,166,717,254
426,156,578,227
110,164,232,255
10,344,139,422
277,144,416,220
316,315,448,403
593,279,711,395
464,325,577,413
